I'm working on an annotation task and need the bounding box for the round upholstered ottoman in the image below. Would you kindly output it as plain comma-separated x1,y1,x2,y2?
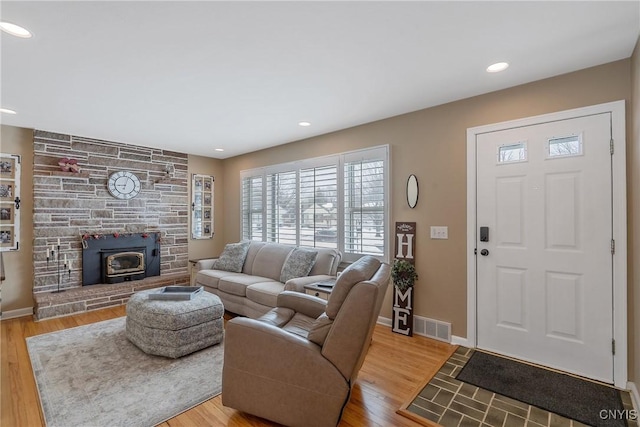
126,288,224,358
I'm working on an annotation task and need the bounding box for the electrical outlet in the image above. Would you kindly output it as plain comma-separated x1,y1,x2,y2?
430,226,448,239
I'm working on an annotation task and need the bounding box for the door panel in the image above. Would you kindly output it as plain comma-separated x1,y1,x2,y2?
546,173,580,249
476,113,613,383
496,177,525,246
496,267,527,330
545,271,583,342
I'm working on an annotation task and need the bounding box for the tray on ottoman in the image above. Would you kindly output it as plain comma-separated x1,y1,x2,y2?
148,286,203,300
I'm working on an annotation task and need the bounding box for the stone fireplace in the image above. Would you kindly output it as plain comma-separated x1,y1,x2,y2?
31,130,191,320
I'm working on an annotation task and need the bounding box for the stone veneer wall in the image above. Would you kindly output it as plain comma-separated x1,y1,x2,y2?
32,130,189,294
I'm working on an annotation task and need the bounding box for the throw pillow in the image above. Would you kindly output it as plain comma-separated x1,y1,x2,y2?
213,240,251,273
280,248,318,283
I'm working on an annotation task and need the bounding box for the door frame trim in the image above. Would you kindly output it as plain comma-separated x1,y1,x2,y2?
466,100,627,387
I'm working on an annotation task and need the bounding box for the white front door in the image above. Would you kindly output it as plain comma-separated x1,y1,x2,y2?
475,112,614,383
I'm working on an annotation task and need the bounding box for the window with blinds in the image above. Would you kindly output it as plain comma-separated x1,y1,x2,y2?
240,145,388,260
344,159,385,256
241,175,263,241
266,171,297,244
299,165,338,249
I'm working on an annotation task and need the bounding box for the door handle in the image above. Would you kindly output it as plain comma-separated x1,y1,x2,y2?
480,249,489,256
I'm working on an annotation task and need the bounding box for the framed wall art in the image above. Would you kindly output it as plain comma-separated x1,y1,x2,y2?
191,174,214,239
0,153,20,251
0,205,14,223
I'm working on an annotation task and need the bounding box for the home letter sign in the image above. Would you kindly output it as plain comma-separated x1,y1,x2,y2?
395,222,416,264
392,222,415,336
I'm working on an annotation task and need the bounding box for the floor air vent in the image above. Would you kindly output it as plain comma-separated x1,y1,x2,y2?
414,315,451,342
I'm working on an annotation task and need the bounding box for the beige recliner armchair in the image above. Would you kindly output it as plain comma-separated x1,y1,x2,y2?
221,256,391,427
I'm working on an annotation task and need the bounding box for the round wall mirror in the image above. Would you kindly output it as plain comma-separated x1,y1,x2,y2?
407,174,418,208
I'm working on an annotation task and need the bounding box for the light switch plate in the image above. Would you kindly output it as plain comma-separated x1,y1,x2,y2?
430,226,448,239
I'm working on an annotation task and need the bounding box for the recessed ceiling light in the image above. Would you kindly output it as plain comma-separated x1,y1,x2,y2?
298,121,311,127
214,148,224,152
0,108,17,115
486,62,509,73
0,21,32,38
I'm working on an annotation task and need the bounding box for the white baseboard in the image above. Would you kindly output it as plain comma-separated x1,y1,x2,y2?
377,316,392,327
627,381,640,410
1,307,33,320
451,335,473,347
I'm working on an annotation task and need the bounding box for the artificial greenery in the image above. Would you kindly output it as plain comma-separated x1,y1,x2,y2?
390,259,418,292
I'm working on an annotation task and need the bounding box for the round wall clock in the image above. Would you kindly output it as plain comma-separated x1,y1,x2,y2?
107,171,141,199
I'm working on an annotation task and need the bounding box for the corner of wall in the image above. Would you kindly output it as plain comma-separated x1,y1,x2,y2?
629,33,640,386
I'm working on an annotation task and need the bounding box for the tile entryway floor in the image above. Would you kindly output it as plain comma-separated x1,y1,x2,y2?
406,347,637,427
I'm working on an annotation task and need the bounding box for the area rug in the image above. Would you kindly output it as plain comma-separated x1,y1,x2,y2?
26,317,224,427
456,351,625,427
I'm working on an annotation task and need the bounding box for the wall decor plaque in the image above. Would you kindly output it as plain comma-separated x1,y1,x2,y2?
191,174,214,239
0,153,20,251
392,221,416,336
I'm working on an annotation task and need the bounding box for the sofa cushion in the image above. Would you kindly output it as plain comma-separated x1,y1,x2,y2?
242,241,268,274
282,312,316,339
251,244,295,281
213,240,251,273
219,275,277,297
196,270,245,289
280,248,318,283
308,248,341,276
326,256,381,319
246,281,285,308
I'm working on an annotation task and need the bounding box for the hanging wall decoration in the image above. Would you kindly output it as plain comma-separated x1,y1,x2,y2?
0,153,20,251
191,174,214,239
392,221,416,336
407,174,419,208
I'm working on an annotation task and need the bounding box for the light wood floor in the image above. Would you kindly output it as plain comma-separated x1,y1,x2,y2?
1,306,455,427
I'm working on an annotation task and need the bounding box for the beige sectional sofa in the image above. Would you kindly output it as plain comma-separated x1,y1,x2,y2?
195,241,342,318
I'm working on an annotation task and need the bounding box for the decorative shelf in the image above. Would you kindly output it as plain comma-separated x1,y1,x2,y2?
154,178,187,185
48,171,90,178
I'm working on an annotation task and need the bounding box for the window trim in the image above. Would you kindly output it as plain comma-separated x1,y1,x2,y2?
240,145,390,262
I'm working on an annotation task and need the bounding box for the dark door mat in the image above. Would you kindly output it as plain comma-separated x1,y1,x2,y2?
456,350,626,427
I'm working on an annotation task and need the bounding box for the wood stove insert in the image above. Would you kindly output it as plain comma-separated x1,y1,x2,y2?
101,248,146,283
82,232,160,286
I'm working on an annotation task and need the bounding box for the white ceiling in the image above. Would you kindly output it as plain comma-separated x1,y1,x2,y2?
1,1,639,159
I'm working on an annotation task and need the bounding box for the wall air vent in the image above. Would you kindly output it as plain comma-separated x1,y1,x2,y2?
414,315,451,343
